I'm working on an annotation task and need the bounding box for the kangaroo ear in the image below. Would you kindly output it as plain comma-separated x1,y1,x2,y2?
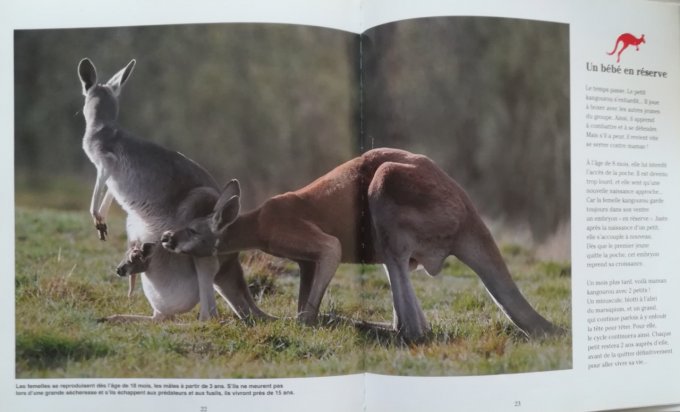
141,242,154,257
222,179,241,200
212,195,240,233
213,179,241,213
106,59,136,96
78,58,97,95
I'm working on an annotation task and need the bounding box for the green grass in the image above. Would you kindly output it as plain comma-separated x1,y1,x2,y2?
15,206,571,378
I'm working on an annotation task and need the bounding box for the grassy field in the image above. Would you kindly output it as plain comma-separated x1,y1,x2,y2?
15,205,571,378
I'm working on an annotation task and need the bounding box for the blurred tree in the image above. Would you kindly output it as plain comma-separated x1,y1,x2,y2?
15,17,569,240
363,17,570,240
14,24,359,208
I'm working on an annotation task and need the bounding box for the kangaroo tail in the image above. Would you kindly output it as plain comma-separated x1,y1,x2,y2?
607,39,622,55
452,216,562,337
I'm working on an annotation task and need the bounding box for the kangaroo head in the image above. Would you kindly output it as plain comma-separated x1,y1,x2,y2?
161,180,241,257
78,58,136,125
116,242,154,277
640,34,646,43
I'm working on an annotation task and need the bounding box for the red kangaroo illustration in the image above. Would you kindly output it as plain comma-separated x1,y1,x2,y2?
607,33,645,63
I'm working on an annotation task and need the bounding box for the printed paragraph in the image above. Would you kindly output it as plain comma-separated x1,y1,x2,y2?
14,381,295,398
586,277,672,370
585,85,661,150
585,159,668,268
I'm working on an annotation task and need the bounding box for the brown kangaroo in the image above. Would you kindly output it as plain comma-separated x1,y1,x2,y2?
160,148,561,342
607,33,645,63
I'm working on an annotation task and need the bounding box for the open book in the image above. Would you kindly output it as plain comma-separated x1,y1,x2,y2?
3,0,680,411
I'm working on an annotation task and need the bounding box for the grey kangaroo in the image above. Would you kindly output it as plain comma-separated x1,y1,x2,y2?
78,58,268,322
161,148,561,342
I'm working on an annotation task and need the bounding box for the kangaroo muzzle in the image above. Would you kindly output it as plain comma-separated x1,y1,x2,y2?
115,264,128,277
160,230,177,251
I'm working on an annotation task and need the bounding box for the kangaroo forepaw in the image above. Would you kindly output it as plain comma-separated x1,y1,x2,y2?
395,319,431,344
96,222,108,240
95,223,109,240
92,211,108,240
398,328,430,344
297,311,319,326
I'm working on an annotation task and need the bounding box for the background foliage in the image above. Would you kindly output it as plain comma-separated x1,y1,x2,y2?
15,17,569,240
364,17,570,240
15,24,358,207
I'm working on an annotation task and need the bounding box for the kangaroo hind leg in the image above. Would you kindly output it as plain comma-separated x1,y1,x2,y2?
268,222,341,325
300,235,341,325
213,253,274,321
193,255,219,320
368,161,443,342
297,260,315,315
369,220,428,341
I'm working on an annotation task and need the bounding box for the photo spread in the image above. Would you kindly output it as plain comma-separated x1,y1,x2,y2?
2,1,679,411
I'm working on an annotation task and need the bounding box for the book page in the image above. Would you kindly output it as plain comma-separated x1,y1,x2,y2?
2,1,367,412
361,0,680,411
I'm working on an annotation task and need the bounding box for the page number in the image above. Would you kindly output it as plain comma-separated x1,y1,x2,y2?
514,401,522,407
200,407,208,412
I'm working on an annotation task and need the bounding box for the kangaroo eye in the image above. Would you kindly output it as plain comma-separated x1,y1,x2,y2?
188,228,198,236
